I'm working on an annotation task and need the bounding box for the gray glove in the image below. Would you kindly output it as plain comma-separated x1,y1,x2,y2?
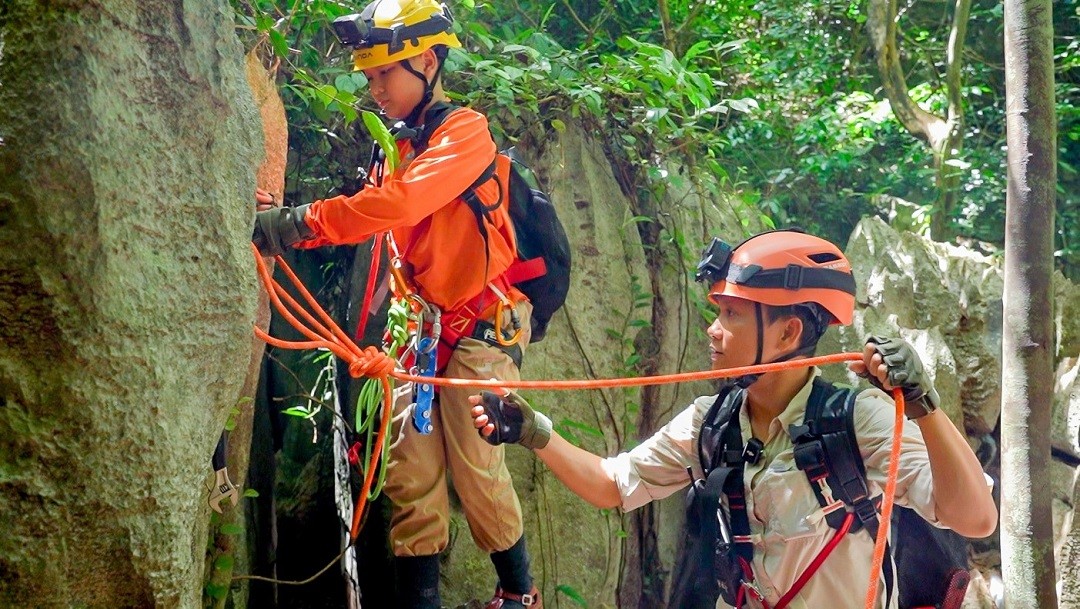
477,390,552,449
865,336,940,419
252,204,315,257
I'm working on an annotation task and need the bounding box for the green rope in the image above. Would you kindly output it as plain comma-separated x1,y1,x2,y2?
354,296,414,498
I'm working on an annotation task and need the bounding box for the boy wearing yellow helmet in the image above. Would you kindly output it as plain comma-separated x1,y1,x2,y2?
252,1,541,607
469,230,996,608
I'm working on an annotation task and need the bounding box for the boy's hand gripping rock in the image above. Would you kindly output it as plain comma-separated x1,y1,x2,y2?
252,204,314,257
474,391,552,449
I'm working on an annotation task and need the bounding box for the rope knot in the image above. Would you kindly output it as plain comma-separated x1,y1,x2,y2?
348,346,397,379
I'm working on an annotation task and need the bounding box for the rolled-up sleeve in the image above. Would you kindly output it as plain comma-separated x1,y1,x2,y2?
853,388,942,526
600,395,717,512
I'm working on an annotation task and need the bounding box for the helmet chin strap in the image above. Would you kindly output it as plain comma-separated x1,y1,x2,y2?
400,56,445,127
732,302,817,388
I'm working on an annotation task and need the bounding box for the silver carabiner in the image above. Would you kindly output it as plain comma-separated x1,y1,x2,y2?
407,293,442,348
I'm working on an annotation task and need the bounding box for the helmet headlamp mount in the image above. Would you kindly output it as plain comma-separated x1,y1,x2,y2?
332,5,454,55
331,14,372,48
695,238,734,286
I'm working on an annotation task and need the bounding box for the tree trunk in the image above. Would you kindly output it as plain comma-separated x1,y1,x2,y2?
1000,0,1059,607
0,2,261,607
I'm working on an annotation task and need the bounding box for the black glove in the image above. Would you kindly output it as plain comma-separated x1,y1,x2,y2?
477,390,552,449
865,336,941,419
252,204,315,257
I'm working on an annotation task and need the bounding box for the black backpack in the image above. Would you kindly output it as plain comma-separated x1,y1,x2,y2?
672,379,972,609
398,102,571,342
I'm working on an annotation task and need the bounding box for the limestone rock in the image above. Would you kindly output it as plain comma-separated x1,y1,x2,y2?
819,217,1003,435
0,3,261,607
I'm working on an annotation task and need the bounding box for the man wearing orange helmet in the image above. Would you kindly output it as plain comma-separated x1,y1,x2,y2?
470,229,996,608
252,1,540,607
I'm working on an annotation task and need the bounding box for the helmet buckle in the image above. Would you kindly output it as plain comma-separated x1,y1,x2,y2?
387,24,406,54
783,264,804,290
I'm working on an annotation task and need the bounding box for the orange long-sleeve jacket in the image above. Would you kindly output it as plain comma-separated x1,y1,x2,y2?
299,107,519,313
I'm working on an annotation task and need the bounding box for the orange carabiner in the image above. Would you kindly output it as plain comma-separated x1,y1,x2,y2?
494,299,523,347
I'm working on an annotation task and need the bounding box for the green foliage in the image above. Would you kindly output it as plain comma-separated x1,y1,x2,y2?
204,583,229,601
231,0,1077,277
556,584,590,607
362,109,399,171
232,0,372,200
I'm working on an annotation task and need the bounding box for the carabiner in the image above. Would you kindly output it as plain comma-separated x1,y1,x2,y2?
487,282,522,347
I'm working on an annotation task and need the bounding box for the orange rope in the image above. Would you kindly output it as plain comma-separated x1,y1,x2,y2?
393,352,864,389
863,388,904,608
252,249,905,603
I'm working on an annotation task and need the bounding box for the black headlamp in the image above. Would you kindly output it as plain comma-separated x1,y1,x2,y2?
695,238,734,285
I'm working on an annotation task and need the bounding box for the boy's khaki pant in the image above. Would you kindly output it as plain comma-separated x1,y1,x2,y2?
383,301,532,557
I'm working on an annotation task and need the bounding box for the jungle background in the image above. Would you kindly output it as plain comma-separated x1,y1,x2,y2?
0,0,1077,608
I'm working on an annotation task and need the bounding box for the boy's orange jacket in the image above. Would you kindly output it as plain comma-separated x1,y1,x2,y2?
300,107,519,313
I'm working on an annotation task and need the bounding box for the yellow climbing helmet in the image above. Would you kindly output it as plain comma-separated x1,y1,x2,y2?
332,0,462,71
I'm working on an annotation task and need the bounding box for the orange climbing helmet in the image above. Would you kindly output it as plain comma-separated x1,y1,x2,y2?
332,0,462,71
695,229,856,326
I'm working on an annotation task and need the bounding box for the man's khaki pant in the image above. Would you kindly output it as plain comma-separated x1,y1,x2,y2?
383,301,532,557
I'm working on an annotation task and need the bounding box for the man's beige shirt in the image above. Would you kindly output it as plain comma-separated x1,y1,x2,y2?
600,368,940,609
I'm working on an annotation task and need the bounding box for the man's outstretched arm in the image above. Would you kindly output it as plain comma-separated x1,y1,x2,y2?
468,392,621,509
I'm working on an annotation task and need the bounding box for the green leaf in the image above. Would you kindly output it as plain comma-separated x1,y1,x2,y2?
555,584,589,607
550,119,566,132
681,40,714,62
220,523,243,536
268,29,289,60
243,488,260,498
645,107,668,122
204,583,228,600
558,419,603,437
213,554,234,571
361,110,399,172
335,74,358,94
282,406,312,417
727,98,759,114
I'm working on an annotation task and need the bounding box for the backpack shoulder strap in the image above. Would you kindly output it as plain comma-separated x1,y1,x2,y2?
404,101,459,153
791,380,897,608
686,385,756,605
696,385,745,473
790,379,880,536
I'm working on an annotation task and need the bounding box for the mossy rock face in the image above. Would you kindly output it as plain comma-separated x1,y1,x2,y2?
0,2,260,607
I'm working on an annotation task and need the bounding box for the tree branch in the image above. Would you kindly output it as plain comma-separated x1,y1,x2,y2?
866,0,947,148
944,0,973,126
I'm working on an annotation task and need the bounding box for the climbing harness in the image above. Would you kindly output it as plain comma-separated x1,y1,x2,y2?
248,247,904,609
680,380,904,609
